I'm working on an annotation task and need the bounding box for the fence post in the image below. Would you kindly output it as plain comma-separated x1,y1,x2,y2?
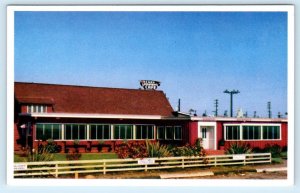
103,162,106,175
75,172,78,179
269,153,272,164
182,158,185,169
145,164,148,172
243,156,246,166
55,163,58,178
214,157,217,167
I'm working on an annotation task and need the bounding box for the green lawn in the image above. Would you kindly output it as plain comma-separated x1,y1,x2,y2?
14,153,118,162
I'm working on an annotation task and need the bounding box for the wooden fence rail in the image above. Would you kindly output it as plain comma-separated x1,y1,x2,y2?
13,153,271,178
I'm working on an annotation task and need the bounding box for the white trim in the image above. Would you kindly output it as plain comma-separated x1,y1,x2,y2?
191,116,287,122
198,122,217,150
24,113,162,120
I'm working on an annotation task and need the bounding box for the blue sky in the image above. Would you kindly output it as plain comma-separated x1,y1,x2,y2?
14,11,287,117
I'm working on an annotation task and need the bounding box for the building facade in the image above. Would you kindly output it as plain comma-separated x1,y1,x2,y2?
14,82,288,153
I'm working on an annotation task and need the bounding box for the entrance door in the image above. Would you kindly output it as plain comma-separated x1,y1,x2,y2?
200,126,215,150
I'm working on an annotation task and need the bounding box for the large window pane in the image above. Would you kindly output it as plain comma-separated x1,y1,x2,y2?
114,125,120,139
52,124,61,139
226,126,240,140
243,126,261,140
136,125,154,139
65,125,72,140
90,125,97,139
44,124,52,140
36,124,43,140
174,126,182,140
157,126,165,139
79,125,86,139
263,126,280,140
166,126,173,139
103,125,110,139
126,125,133,139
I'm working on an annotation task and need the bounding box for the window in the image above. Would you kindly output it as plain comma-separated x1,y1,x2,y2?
202,128,207,139
114,125,133,139
263,126,280,140
166,126,174,139
174,126,182,140
225,125,240,140
136,125,154,139
225,124,281,141
157,126,165,139
242,125,261,140
157,126,182,140
36,124,61,140
27,105,47,113
65,124,86,140
90,124,110,140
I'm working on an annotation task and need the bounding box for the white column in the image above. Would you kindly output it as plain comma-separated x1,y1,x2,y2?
61,124,64,140
110,125,114,140
86,124,90,140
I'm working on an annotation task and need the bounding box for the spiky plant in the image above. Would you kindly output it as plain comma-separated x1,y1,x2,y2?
146,141,172,158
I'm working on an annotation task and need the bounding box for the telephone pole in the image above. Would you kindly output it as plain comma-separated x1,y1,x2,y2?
267,102,272,118
224,89,240,117
213,99,219,117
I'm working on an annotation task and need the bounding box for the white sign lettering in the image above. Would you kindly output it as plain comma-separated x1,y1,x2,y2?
232,155,246,160
138,158,155,165
140,80,161,90
14,163,27,171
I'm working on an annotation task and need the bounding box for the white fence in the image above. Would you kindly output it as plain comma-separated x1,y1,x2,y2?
14,153,271,178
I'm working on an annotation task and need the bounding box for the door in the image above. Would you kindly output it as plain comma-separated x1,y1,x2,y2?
200,126,215,149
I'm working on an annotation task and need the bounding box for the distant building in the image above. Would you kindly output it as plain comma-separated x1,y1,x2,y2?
14,82,288,153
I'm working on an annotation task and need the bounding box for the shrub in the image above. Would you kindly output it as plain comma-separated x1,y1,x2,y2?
115,141,148,159
146,141,172,158
264,144,282,158
171,138,206,157
225,142,252,154
27,146,54,162
42,139,61,153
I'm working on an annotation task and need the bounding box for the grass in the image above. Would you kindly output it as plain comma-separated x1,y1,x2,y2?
14,153,118,162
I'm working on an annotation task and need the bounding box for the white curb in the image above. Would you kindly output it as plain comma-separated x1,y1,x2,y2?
256,167,287,173
160,171,214,179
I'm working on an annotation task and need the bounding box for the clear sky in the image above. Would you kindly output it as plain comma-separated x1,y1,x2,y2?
14,11,287,118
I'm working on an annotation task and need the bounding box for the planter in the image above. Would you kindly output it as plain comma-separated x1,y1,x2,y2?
101,146,111,153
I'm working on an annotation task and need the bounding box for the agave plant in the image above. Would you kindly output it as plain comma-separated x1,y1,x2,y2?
225,142,252,154
146,140,172,158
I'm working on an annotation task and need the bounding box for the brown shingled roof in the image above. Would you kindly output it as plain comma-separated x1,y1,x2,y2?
14,82,174,116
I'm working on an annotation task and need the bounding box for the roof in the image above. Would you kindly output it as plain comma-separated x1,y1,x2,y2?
14,82,174,117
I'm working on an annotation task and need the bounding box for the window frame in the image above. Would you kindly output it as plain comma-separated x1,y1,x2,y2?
113,124,134,140
35,123,62,141
27,105,47,113
64,124,87,140
157,126,183,140
135,124,155,140
89,124,111,140
224,123,282,141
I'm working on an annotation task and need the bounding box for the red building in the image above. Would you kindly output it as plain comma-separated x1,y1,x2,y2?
14,82,288,153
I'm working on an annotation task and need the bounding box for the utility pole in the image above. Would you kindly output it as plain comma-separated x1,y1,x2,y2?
213,99,219,117
178,98,181,112
224,89,240,117
267,101,272,118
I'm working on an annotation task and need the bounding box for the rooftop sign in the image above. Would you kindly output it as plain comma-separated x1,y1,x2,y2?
140,80,161,90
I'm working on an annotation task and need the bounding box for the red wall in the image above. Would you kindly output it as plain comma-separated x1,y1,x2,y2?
188,121,198,145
